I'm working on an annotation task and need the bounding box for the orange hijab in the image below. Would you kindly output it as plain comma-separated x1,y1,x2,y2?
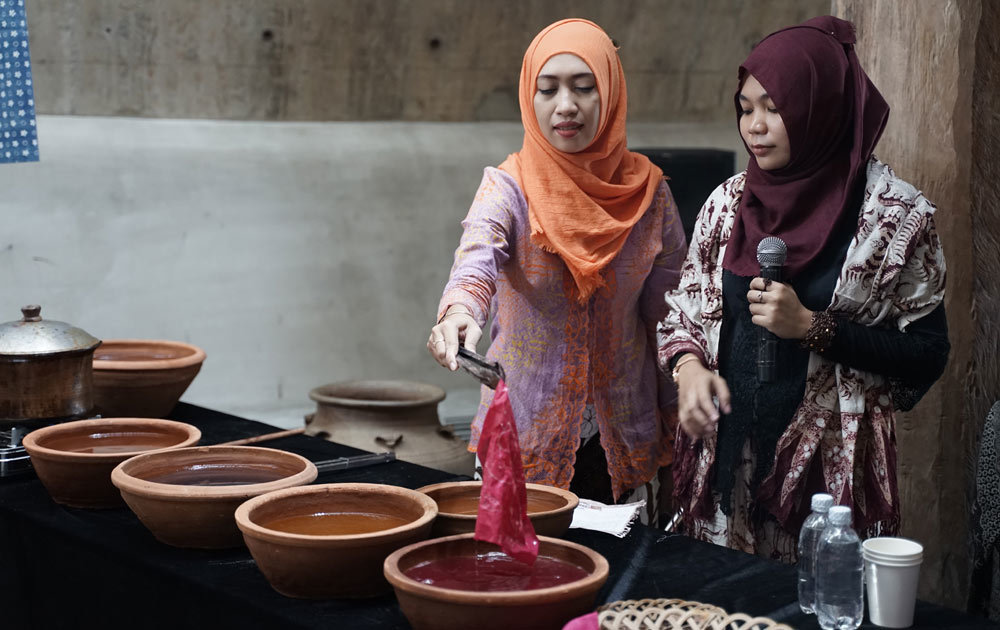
499,19,662,301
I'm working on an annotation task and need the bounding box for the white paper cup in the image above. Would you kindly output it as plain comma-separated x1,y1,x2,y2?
863,537,923,628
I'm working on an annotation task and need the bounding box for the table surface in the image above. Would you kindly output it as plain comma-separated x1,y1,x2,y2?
1,403,995,629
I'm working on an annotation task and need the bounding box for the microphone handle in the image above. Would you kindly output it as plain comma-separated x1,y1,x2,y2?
757,264,783,383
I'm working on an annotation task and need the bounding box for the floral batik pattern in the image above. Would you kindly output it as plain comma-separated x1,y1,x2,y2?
440,167,687,499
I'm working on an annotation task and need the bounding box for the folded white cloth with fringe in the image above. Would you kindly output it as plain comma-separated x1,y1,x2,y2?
569,498,645,538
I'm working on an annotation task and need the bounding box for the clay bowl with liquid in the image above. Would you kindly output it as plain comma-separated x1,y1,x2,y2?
21,417,201,508
384,533,609,630
92,339,206,418
417,481,579,538
111,446,317,549
234,483,438,599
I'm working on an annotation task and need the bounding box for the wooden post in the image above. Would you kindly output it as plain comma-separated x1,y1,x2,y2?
834,0,999,609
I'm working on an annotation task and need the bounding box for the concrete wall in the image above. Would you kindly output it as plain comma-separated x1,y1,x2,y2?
0,115,743,425
27,0,827,122
14,1,817,424
6,2,820,425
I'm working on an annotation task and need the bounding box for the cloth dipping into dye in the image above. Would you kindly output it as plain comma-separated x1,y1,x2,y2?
474,380,539,565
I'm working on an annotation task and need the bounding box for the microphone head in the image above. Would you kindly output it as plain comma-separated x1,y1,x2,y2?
757,236,787,267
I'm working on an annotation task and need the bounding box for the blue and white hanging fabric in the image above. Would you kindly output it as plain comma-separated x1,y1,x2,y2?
0,0,37,163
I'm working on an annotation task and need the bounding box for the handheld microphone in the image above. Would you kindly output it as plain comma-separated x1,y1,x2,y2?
756,237,787,383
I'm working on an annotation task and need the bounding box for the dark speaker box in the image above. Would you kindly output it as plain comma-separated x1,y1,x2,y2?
631,147,737,244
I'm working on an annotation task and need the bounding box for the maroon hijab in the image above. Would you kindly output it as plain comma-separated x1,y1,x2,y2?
722,16,890,279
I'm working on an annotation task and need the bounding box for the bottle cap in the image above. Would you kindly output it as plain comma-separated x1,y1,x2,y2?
828,505,852,525
811,493,834,513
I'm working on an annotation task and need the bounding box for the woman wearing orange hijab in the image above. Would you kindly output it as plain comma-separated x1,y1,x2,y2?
427,19,686,522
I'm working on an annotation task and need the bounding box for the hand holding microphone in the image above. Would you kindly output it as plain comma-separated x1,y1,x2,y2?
749,237,814,382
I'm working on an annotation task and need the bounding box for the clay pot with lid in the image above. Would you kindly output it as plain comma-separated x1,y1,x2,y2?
306,380,474,476
0,305,101,423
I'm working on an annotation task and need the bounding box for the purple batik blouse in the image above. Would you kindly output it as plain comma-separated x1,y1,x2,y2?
438,167,686,498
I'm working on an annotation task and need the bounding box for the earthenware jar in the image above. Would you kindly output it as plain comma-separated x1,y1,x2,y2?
306,380,474,476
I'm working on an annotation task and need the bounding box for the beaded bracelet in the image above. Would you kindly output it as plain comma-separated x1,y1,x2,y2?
800,310,837,353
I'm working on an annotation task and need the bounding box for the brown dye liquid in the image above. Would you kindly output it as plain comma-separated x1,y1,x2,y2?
95,347,187,362
260,511,411,535
436,495,480,515
404,551,590,591
44,431,181,454
144,465,287,486
437,492,565,516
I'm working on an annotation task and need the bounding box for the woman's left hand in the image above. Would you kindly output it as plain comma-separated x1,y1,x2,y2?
747,278,813,340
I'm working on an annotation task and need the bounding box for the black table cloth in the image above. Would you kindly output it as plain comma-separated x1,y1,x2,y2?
1,403,994,629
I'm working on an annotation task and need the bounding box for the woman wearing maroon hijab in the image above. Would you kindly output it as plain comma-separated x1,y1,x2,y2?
658,16,949,560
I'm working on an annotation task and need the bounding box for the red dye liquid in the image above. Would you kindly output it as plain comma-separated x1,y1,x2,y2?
403,551,589,592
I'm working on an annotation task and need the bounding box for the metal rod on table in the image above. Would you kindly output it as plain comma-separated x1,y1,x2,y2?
314,452,397,473
216,429,397,472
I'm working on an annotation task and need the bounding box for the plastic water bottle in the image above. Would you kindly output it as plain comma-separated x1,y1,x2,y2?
797,493,834,613
815,505,864,630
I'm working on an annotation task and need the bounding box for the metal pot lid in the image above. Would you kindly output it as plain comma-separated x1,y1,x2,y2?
0,305,101,356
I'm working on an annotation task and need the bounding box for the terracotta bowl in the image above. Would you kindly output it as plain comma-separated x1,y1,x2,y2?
111,446,317,549
384,533,609,630
417,481,579,538
92,339,207,418
235,483,437,599
21,417,201,508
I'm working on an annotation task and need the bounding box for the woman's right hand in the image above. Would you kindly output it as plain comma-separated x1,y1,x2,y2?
675,359,732,439
427,307,483,371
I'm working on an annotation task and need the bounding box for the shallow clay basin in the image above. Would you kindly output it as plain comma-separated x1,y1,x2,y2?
417,481,579,538
111,446,317,549
235,483,437,599
21,417,201,508
92,339,206,418
384,533,609,630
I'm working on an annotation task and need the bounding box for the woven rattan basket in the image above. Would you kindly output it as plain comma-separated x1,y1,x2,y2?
597,598,795,630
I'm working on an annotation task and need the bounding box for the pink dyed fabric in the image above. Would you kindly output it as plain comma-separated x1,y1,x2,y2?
474,380,539,565
562,612,600,630
439,167,686,499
